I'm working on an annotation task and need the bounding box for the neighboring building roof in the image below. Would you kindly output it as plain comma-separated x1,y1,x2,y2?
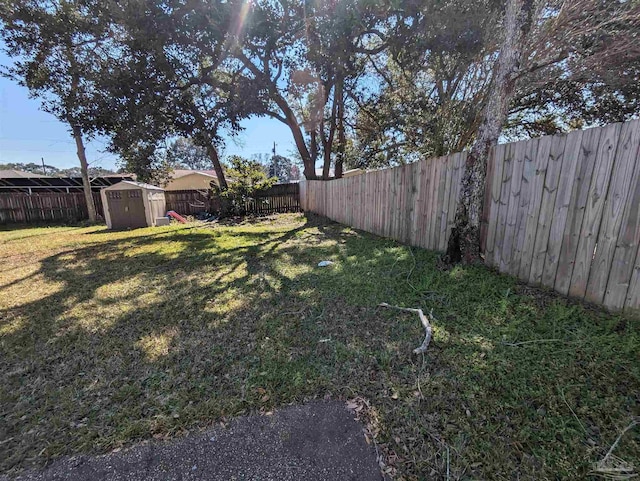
105,180,164,191
343,168,365,178
0,169,50,178
314,168,335,178
170,169,218,179
101,173,136,178
310,168,365,179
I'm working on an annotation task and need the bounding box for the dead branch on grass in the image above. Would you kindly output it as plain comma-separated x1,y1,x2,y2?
379,302,434,354
591,420,639,480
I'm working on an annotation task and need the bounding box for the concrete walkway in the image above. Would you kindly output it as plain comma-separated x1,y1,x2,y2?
5,401,383,481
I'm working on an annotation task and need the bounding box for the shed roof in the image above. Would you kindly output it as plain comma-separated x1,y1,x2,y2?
104,180,164,191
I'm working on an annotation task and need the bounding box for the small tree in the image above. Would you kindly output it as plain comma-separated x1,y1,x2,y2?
117,139,173,186
0,0,109,221
267,155,294,183
217,156,277,217
165,138,211,171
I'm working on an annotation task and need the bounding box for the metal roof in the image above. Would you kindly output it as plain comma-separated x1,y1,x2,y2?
0,175,135,193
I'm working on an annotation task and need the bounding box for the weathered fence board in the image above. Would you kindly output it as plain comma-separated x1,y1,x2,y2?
529,133,566,285
542,131,582,288
300,120,640,313
554,126,601,295
484,146,506,265
569,123,622,299
585,121,640,304
512,138,539,278
604,148,640,309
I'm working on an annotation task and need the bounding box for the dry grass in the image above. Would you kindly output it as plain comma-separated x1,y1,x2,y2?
1,214,638,480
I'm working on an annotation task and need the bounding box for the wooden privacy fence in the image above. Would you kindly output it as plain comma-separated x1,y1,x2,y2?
0,192,104,224
165,183,300,216
248,182,300,214
165,190,221,216
300,120,640,313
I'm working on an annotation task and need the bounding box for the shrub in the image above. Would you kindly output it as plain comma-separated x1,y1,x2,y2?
215,155,277,217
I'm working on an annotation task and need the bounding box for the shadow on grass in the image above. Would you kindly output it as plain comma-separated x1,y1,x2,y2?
1,213,638,480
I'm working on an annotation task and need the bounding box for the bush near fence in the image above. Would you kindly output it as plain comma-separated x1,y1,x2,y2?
300,120,640,314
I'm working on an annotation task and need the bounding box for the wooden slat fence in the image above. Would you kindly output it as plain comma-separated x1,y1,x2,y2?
164,190,221,216
301,120,640,313
0,192,104,224
1,183,301,224
165,183,300,216
247,183,300,215
302,153,467,251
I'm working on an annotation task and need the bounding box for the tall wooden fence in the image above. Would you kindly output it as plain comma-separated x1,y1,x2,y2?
300,120,640,313
0,192,104,224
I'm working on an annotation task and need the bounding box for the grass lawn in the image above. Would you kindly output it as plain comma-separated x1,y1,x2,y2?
1,214,638,480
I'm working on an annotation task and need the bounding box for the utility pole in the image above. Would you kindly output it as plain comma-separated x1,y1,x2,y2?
271,142,277,179
41,157,47,176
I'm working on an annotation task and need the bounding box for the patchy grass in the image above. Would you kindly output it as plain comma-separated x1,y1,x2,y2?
0,214,638,480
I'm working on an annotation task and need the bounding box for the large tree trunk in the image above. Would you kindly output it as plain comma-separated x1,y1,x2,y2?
276,98,317,180
321,140,332,180
445,0,534,264
334,78,346,179
206,144,228,190
237,53,318,180
70,122,97,223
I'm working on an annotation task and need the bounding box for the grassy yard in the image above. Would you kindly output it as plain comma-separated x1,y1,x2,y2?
1,214,638,480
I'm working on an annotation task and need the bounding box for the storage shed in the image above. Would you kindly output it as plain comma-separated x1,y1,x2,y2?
101,181,166,229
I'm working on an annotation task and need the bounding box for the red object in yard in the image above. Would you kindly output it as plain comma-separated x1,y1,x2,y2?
167,210,187,223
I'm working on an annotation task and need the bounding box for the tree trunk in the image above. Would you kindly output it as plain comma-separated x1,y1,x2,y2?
321,138,331,180
445,0,534,264
335,78,346,179
237,53,318,180
70,122,97,223
206,144,228,190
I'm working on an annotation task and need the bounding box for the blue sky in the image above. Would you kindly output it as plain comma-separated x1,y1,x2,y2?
0,51,296,171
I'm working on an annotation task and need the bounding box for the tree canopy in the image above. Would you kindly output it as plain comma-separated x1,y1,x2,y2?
1,0,638,183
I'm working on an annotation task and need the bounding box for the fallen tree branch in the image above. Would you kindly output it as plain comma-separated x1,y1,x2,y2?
591,419,639,479
379,303,434,354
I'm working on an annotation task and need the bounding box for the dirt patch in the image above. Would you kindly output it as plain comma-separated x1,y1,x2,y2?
3,401,383,481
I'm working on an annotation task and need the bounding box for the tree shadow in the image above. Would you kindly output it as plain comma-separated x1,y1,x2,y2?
1,214,638,479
